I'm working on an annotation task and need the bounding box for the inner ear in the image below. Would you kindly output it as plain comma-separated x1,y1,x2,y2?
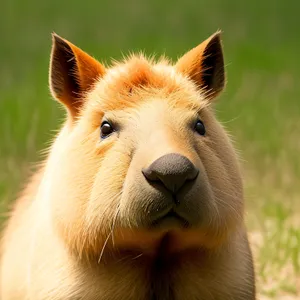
175,32,225,100
49,34,106,119
201,36,224,96
51,36,81,100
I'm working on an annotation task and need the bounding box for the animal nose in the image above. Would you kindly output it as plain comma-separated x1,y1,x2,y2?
142,153,199,194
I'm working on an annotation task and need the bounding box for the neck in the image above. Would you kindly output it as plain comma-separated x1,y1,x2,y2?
75,244,232,300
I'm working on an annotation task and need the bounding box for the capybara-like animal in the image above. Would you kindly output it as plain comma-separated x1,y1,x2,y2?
0,31,256,299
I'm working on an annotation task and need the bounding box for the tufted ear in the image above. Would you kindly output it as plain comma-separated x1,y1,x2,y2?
49,33,106,119
175,31,225,100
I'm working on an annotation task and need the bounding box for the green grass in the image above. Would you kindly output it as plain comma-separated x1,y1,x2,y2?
1,0,299,298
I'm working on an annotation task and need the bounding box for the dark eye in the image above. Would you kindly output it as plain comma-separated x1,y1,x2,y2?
100,121,114,139
195,120,206,136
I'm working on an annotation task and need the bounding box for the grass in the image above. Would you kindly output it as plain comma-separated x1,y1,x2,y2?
1,0,299,298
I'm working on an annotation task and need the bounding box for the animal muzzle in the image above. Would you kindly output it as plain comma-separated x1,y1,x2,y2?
142,153,199,197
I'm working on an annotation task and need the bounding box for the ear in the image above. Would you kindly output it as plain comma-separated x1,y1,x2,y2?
49,33,106,118
175,31,225,100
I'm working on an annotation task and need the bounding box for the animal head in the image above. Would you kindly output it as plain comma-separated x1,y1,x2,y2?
46,32,244,260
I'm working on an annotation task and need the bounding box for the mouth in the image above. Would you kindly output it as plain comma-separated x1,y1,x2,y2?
150,210,189,229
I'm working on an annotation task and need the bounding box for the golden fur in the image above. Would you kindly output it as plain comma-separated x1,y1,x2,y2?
0,32,256,299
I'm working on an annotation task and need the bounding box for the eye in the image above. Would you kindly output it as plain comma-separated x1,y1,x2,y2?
194,120,206,136
100,121,114,139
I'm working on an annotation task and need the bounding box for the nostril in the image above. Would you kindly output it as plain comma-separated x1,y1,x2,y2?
187,168,199,181
142,153,199,194
142,168,159,182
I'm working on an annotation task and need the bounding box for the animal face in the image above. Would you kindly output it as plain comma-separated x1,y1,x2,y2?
47,32,244,260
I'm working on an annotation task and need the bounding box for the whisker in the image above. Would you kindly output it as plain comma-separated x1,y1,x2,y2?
213,195,241,221
98,230,113,264
212,186,239,200
110,204,120,247
132,253,143,260
97,197,121,264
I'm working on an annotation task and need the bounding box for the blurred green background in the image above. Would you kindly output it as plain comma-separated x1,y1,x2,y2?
0,1,299,298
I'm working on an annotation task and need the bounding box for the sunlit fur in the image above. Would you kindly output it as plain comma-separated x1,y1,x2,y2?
0,34,255,299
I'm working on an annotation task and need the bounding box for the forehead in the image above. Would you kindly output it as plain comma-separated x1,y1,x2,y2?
86,55,209,114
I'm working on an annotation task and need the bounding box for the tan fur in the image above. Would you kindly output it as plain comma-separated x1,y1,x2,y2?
0,32,256,299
